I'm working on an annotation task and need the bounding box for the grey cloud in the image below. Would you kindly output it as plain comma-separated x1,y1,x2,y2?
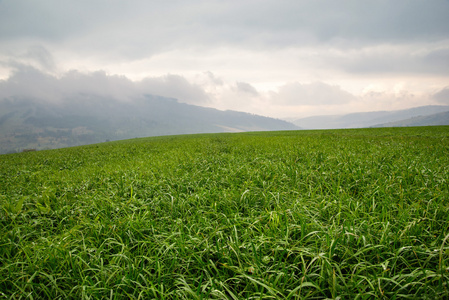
0,45,58,77
433,87,449,104
0,1,88,40
22,45,56,72
0,66,138,103
0,1,214,59
273,82,356,106
139,75,210,105
1,0,448,60
1,0,447,116
192,1,449,47
59,70,136,100
204,71,223,86
0,66,210,105
325,44,449,76
422,48,449,73
235,82,259,96
0,65,58,101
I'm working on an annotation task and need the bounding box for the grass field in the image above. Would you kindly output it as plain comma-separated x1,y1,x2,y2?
1,126,449,299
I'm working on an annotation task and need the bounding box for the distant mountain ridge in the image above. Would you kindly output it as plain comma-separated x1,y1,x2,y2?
290,105,449,129
373,111,449,127
0,95,298,154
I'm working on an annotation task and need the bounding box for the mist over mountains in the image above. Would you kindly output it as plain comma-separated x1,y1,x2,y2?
0,94,298,154
2,92,449,154
1,66,448,155
373,110,449,128
290,105,449,129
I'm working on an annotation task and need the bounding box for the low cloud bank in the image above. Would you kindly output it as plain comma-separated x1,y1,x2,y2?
0,65,210,106
0,65,444,119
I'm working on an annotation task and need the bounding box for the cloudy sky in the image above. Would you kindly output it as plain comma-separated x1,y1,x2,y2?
1,0,449,118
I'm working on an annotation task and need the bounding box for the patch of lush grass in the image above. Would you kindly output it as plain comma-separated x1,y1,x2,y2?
1,126,449,299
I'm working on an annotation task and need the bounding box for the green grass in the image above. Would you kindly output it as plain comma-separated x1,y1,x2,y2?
1,126,449,299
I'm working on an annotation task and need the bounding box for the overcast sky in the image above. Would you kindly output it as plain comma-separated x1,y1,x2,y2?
1,0,449,118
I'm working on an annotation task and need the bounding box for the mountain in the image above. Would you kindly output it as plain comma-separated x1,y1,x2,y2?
0,95,298,154
290,105,449,129
373,111,449,127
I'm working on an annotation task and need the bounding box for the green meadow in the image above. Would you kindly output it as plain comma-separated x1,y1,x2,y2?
1,126,449,299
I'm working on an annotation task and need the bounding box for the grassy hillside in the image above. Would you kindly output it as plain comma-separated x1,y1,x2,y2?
1,127,449,298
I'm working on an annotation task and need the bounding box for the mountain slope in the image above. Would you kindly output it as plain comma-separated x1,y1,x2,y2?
291,105,449,129
0,95,298,154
